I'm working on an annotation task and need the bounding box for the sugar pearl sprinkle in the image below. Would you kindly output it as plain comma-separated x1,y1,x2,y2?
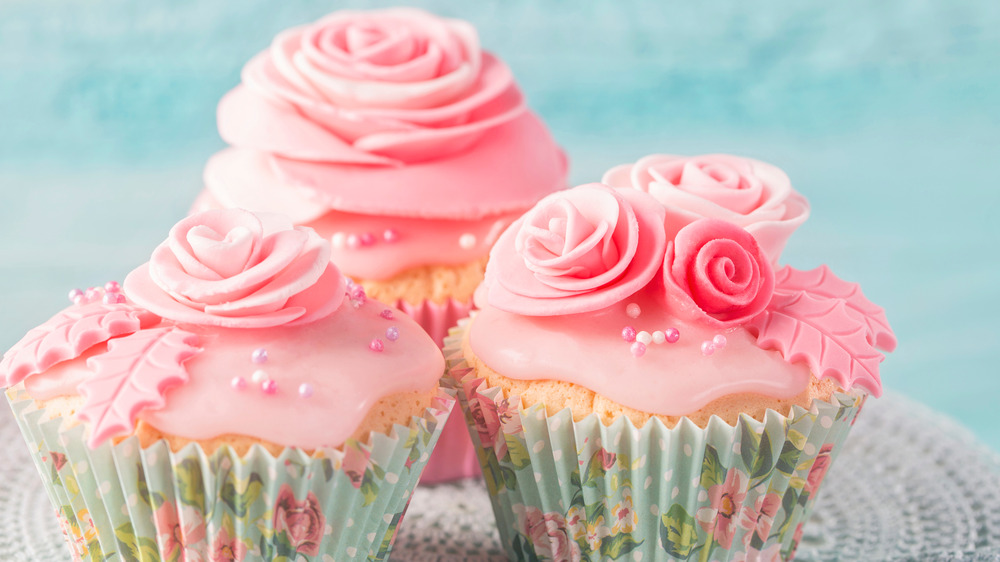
625,303,641,318
69,281,124,305
383,229,400,243
334,230,400,249
621,326,637,343
386,326,400,342
261,379,278,394
251,348,268,364
370,338,385,353
298,383,314,399
713,334,728,349
665,328,680,344
230,376,247,390
630,342,647,357
251,370,267,383
380,309,394,320
701,341,716,356
458,233,477,249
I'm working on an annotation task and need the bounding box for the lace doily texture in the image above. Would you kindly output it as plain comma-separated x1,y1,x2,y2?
1,392,998,561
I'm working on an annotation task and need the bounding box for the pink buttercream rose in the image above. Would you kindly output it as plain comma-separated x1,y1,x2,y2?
124,209,346,328
219,8,524,165
603,154,808,262
273,484,325,557
484,183,667,315
663,218,775,327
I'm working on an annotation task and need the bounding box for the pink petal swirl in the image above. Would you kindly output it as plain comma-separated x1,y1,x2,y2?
124,209,346,328
484,184,666,316
663,218,775,327
603,154,809,262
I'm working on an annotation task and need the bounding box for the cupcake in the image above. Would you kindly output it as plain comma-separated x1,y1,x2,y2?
1,209,451,561
446,155,896,561
192,8,567,483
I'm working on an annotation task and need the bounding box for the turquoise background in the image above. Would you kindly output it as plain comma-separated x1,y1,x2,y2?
1,1,997,450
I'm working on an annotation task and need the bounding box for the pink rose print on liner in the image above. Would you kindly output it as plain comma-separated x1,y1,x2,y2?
663,218,775,328
805,443,835,495
696,467,749,550
516,505,580,561
222,7,524,165
484,183,667,316
153,501,207,561
124,209,346,328
210,526,247,562
738,492,782,547
603,154,809,262
273,484,326,557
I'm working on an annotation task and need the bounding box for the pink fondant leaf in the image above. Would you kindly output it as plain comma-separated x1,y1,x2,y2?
747,291,886,396
772,265,897,351
1,302,159,388
78,327,201,448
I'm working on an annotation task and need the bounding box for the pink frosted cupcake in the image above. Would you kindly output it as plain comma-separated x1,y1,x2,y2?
3,209,452,561
192,8,567,483
447,155,896,561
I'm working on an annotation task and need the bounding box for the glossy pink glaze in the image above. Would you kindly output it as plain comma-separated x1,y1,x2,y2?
469,288,812,416
24,297,444,449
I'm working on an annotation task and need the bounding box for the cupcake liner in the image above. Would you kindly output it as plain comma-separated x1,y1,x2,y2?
6,386,455,562
444,319,867,562
395,296,481,484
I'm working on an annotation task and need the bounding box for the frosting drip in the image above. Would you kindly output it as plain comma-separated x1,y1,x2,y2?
23,297,444,449
468,288,812,417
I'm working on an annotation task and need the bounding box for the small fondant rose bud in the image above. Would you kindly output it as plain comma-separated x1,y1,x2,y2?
663,218,775,327
484,183,666,315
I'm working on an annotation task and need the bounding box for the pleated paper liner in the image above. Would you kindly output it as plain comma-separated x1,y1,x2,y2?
6,385,455,562
444,319,867,562
395,296,481,484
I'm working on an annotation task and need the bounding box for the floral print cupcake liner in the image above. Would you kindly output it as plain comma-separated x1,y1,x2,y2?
444,321,866,562
395,296,481,484
6,386,455,562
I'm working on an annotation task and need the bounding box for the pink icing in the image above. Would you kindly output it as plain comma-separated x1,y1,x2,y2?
22,297,444,449
483,184,667,315
603,154,809,262
663,218,775,327
125,209,346,328
208,114,566,220
469,289,813,416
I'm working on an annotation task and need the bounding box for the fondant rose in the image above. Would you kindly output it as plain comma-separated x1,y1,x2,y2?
484,184,667,315
663,218,774,327
220,8,524,165
603,154,809,262
272,484,325,557
124,209,346,328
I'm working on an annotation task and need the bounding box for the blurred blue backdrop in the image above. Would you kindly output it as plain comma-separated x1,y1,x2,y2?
1,1,997,450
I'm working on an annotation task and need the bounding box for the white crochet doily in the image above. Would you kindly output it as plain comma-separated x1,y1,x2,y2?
2,393,999,562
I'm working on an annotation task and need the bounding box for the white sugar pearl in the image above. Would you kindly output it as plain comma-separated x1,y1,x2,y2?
652,331,666,344
251,370,267,383
331,232,347,248
458,233,477,249
636,331,653,345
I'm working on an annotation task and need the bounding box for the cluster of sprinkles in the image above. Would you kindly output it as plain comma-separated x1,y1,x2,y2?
68,281,125,305
344,279,402,354
620,303,727,358
331,229,400,249
230,347,316,399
